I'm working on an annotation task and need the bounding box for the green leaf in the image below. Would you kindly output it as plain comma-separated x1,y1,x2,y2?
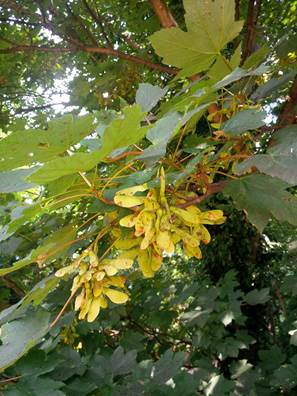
33,224,77,265
244,288,270,305
0,276,59,325
139,112,181,165
110,346,137,376
0,310,50,372
150,0,243,77
136,83,168,112
29,105,148,184
0,114,95,171
270,361,297,389
0,225,76,276
242,44,270,69
224,174,297,232
289,329,297,346
151,349,185,384
4,377,65,396
1,203,44,242
251,71,297,100
258,346,286,371
183,0,243,53
0,255,34,276
205,374,234,396
237,125,297,184
223,109,266,135
0,167,38,193
214,65,268,89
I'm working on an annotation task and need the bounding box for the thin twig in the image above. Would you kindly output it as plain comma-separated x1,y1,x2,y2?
50,288,78,328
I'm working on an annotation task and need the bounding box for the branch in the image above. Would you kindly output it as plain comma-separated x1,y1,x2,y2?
278,75,297,127
177,181,228,208
0,44,177,74
1,276,25,298
241,0,262,63
235,0,241,20
149,0,178,28
82,0,112,46
14,102,70,114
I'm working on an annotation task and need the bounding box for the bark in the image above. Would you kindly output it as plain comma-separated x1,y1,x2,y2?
149,0,178,28
241,0,262,63
235,0,241,20
278,76,297,127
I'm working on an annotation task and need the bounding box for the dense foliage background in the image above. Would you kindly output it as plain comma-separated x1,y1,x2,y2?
0,0,297,395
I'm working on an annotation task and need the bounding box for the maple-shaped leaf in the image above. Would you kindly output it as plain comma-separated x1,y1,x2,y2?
150,0,243,77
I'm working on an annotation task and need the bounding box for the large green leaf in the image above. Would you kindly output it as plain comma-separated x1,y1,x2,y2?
0,224,76,276
4,377,65,396
0,310,50,372
183,0,243,53
237,125,297,184
151,350,185,385
251,71,297,100
138,112,181,165
0,276,59,325
244,288,270,305
223,109,266,135
136,83,168,112
0,114,95,171
150,0,243,77
0,203,44,242
29,105,148,184
224,174,297,232
0,167,38,193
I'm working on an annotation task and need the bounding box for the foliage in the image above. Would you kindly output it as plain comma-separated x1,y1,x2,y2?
0,0,297,395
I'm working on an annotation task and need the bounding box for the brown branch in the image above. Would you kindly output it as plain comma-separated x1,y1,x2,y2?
241,0,262,63
82,0,112,46
149,0,178,28
107,150,142,162
65,4,99,47
177,181,228,208
14,102,70,114
1,276,25,298
49,288,78,328
0,44,177,74
235,0,241,20
278,75,297,127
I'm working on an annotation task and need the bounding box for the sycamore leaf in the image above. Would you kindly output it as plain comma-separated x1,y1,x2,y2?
0,225,76,276
251,71,297,100
0,255,34,277
223,109,266,135
214,65,269,89
0,114,95,172
224,174,297,232
29,105,148,184
183,0,243,53
136,83,168,112
0,203,44,242
138,112,181,165
0,276,59,325
150,0,243,77
0,310,50,372
244,288,270,305
150,28,215,77
237,125,297,184
0,167,39,193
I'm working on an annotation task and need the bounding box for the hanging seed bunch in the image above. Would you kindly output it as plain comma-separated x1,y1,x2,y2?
56,249,130,322
113,168,226,277
55,168,225,322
